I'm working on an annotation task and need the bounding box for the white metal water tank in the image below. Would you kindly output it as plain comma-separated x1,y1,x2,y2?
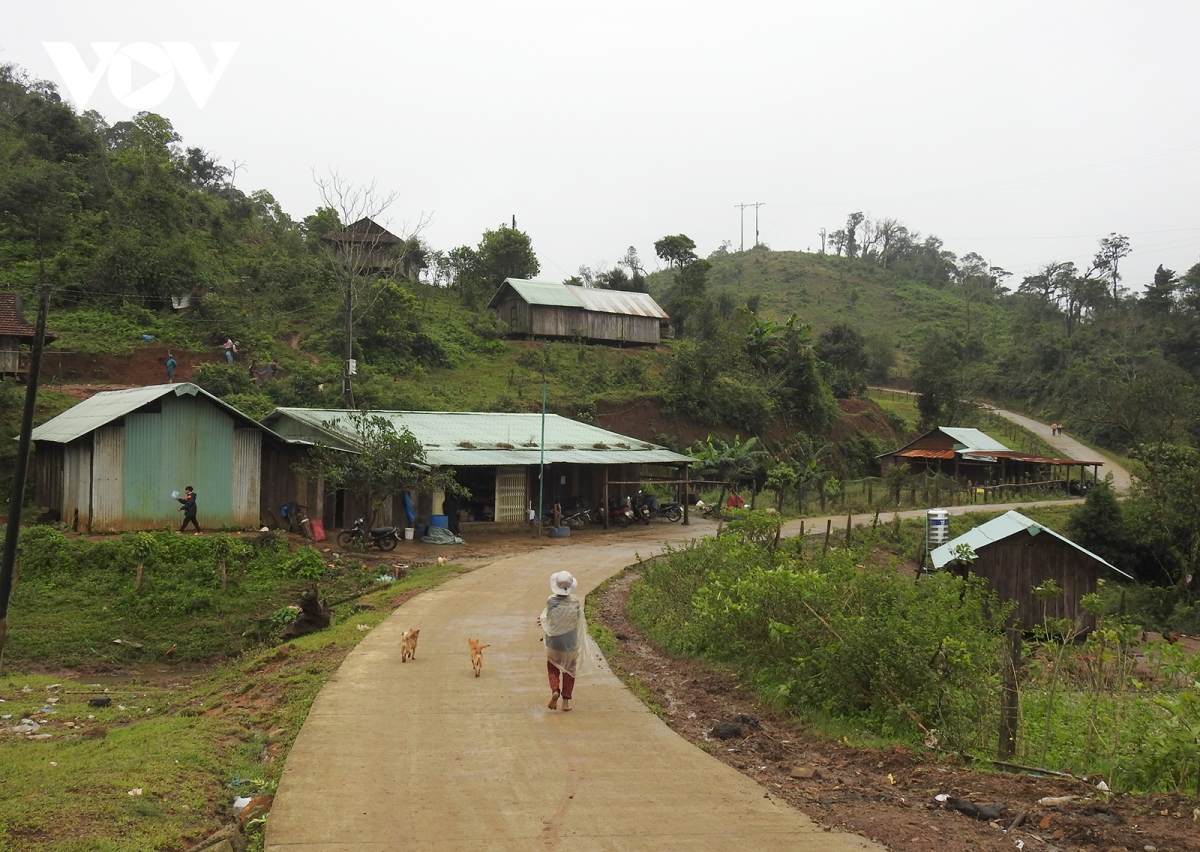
927,508,950,548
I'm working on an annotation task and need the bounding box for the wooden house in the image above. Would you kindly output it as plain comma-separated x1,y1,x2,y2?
488,278,669,345
31,383,286,532
931,510,1133,630
261,408,693,531
879,426,1104,488
321,217,404,273
0,292,57,377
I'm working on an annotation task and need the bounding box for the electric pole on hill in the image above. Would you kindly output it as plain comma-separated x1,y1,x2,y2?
735,202,765,251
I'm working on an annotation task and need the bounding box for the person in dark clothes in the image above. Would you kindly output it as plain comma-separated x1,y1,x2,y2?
177,486,200,533
443,491,461,535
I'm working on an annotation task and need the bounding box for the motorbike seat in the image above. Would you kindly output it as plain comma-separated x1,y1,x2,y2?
371,526,396,536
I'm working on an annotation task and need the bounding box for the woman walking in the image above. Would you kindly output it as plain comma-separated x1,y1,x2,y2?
538,571,585,711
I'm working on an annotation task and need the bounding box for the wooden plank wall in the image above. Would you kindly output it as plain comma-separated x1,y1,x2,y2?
973,536,1099,631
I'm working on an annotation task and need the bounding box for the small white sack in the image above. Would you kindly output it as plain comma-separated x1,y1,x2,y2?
171,491,180,499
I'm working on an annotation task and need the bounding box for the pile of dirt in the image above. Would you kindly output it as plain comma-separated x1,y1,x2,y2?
39,347,211,396
591,568,1198,852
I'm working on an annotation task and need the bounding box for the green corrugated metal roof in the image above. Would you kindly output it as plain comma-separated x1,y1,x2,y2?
31,383,280,444
493,278,584,308
939,427,1009,453
488,278,670,319
261,409,693,467
930,510,1133,579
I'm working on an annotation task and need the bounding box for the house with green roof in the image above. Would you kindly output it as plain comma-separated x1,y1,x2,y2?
261,408,693,529
487,278,670,344
30,383,284,532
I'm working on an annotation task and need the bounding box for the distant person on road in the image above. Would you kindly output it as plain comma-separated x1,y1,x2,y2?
538,571,585,712
165,354,177,383
177,486,200,533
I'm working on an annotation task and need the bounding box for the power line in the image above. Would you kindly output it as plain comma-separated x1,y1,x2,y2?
734,202,765,252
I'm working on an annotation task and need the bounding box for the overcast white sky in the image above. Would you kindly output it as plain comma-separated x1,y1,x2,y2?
6,1,1200,291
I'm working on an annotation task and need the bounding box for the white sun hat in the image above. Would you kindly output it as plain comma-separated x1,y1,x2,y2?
549,571,577,596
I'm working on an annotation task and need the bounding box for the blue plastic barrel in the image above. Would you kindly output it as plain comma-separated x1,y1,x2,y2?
430,514,449,529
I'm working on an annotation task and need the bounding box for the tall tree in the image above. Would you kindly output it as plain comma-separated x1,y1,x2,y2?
449,224,539,306
653,234,697,269
312,169,428,407
1092,232,1131,303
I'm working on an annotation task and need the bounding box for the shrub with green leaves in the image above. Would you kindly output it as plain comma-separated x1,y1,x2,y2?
629,534,1010,749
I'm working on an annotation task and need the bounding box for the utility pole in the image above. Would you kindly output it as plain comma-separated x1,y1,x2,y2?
734,203,750,252
734,202,765,251
0,271,50,670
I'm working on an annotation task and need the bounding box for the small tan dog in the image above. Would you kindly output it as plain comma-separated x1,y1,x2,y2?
400,628,420,663
468,638,490,677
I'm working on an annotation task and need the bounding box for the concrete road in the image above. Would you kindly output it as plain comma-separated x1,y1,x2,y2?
266,526,880,851
982,406,1132,492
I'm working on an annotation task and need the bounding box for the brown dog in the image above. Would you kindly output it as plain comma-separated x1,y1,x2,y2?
468,638,490,677
400,628,420,663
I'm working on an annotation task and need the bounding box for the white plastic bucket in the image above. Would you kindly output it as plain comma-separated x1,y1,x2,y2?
403,527,415,540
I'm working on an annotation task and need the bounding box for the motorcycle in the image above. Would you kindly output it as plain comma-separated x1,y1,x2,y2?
637,493,683,523
336,517,401,551
563,505,594,529
595,498,634,527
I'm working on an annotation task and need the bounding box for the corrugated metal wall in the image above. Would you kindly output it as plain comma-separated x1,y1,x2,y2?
65,442,92,531
34,443,62,509
232,427,262,528
120,394,235,530
91,425,123,532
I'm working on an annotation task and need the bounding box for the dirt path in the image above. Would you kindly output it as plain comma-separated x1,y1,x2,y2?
265,524,880,851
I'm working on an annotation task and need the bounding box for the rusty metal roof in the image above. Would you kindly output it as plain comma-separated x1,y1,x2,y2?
895,449,956,460
321,217,404,244
0,293,57,341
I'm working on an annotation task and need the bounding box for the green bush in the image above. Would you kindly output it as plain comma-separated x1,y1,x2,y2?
629,534,1010,749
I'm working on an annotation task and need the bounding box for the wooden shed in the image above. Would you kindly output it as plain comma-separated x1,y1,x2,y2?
321,217,404,273
0,292,57,377
31,383,285,532
879,426,1104,489
488,278,669,345
931,510,1133,631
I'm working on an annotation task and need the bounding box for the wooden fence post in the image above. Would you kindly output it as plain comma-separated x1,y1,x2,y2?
998,627,1022,760
845,513,852,544
823,519,832,555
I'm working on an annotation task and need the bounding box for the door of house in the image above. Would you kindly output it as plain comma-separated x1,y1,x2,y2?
494,465,527,522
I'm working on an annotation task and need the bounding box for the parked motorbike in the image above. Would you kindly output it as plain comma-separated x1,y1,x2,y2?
336,517,401,551
563,505,594,529
637,493,684,523
595,498,634,527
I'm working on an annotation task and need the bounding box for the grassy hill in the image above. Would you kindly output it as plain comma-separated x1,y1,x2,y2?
647,246,1016,373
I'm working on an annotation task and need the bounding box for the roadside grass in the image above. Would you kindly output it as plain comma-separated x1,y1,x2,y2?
0,553,470,852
